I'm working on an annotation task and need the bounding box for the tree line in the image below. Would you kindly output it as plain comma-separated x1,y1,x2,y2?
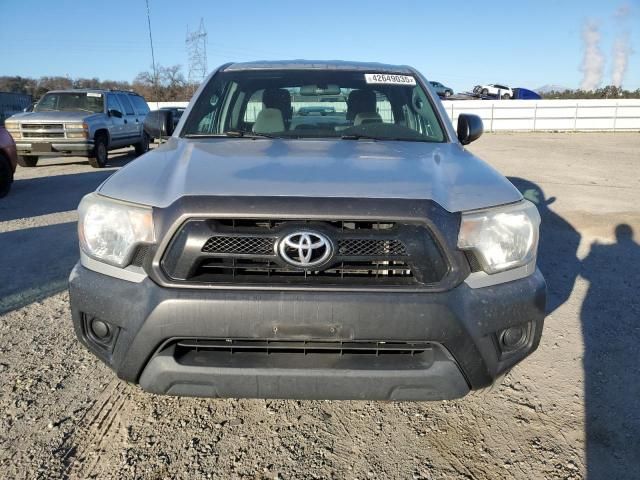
2,67,639,102
0,64,197,102
540,86,640,99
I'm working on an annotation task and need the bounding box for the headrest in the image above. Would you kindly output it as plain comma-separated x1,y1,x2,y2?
354,112,383,126
253,108,284,134
347,89,377,120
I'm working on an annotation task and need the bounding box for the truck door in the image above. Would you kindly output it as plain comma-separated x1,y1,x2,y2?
106,94,125,145
117,93,140,144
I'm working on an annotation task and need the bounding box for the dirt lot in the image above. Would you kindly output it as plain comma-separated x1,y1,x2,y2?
1,133,639,479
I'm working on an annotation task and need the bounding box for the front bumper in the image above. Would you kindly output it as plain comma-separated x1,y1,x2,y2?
16,140,93,156
69,263,546,400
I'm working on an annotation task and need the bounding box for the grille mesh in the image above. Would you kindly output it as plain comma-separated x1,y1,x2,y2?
201,236,407,257
338,239,406,256
202,236,275,255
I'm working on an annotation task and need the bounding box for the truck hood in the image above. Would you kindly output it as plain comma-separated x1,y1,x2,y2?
9,111,99,122
99,138,522,213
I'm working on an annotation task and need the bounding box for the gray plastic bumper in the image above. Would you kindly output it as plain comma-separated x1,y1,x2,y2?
69,263,546,400
139,343,469,400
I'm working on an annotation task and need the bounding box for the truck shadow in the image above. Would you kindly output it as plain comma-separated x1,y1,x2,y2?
0,222,77,314
0,151,136,222
509,177,640,477
507,177,581,314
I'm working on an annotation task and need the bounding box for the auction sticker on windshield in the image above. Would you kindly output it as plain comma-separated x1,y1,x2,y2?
87,92,102,97
365,73,416,85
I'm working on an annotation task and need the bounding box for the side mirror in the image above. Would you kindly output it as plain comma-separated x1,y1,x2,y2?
109,109,123,118
143,110,174,139
457,114,483,145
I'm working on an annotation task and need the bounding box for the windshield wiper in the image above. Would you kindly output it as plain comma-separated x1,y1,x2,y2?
224,129,276,139
184,130,277,139
341,134,435,143
340,134,380,141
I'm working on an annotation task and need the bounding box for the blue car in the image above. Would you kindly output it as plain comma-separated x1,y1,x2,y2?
429,81,454,98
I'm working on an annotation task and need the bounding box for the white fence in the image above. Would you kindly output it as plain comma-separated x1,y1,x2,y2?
443,99,640,132
148,99,640,132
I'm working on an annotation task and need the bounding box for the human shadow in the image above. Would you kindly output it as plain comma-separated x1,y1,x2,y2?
580,224,640,478
508,177,581,314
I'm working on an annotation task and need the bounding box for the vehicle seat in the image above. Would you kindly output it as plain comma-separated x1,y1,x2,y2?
347,89,377,122
253,108,284,134
263,88,292,128
354,112,383,126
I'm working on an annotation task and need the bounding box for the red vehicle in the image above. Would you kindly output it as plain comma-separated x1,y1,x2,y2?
0,126,18,197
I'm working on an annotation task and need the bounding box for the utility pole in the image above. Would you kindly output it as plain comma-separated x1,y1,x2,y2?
186,18,208,95
145,0,160,109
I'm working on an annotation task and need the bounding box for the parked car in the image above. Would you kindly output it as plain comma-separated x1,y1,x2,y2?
474,84,513,99
5,89,151,168
512,88,542,100
298,105,336,116
429,81,453,98
70,60,545,401
0,126,18,197
159,107,185,131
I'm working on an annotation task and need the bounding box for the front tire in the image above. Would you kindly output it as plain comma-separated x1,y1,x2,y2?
134,133,150,156
89,134,108,168
502,93,511,100
444,90,452,98
17,155,38,168
0,157,12,197
481,88,489,96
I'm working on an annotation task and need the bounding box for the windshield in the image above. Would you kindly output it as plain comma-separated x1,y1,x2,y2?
182,69,446,142
34,92,104,113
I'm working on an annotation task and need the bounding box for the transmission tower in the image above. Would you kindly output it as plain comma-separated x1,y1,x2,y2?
186,19,208,86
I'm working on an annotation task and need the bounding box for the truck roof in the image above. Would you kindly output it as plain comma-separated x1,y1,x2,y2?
224,60,414,74
44,88,141,95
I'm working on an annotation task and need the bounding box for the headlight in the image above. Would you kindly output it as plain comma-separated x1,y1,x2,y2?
66,122,88,130
457,200,540,274
78,193,155,267
67,132,89,139
5,122,21,138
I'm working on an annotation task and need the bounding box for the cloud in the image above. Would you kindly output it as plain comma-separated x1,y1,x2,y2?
580,21,605,91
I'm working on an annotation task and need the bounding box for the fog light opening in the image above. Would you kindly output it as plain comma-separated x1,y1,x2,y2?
90,319,111,340
499,325,528,352
82,314,119,352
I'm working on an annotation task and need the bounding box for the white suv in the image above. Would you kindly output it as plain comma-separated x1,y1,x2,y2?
475,84,513,99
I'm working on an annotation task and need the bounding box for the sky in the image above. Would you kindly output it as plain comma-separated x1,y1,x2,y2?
1,0,639,93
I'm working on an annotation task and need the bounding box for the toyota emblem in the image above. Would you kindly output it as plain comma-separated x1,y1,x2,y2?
277,231,333,268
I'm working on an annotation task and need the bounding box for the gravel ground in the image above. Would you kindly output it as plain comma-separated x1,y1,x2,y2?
1,134,639,479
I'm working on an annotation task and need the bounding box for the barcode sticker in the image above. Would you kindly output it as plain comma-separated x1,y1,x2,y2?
365,73,416,85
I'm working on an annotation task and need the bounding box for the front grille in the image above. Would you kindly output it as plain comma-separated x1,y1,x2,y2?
200,236,407,257
21,123,64,130
202,236,275,255
23,131,64,138
20,123,65,138
193,258,414,285
337,239,406,256
161,218,449,288
175,338,431,356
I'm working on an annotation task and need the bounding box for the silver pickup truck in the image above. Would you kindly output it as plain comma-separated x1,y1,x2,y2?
5,89,150,168
70,60,546,401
